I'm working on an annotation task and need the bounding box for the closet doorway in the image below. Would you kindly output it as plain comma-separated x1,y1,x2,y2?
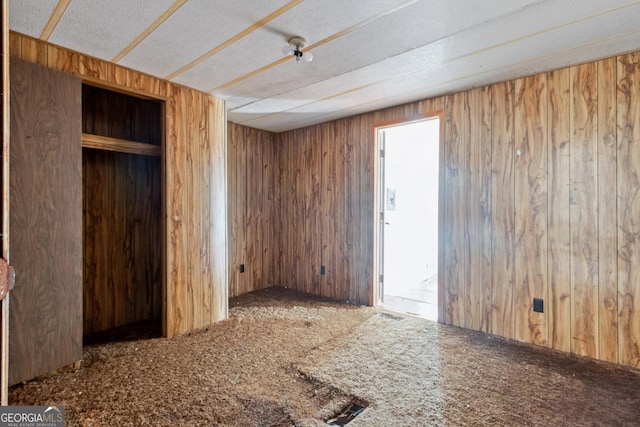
82,84,164,340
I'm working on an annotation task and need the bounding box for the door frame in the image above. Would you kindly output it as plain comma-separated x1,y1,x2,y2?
371,111,445,321
1,0,10,405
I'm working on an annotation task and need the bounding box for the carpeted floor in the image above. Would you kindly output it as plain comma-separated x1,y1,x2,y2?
9,287,640,426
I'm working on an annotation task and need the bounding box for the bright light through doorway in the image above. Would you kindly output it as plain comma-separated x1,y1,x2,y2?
378,118,440,321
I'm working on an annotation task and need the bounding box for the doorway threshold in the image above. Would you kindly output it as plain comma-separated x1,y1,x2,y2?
381,294,437,321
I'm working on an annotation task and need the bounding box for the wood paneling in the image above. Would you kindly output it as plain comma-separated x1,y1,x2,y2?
224,47,640,369
9,58,82,385
227,122,278,298
11,32,227,338
547,68,571,353
597,57,618,363
279,129,322,295
82,84,162,145
227,122,247,297
570,62,599,359
443,93,466,326
617,52,640,368
490,81,515,338
83,149,162,334
514,75,548,345
465,87,492,333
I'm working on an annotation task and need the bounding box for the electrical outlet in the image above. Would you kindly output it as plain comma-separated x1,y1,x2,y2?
240,264,245,273
533,298,543,313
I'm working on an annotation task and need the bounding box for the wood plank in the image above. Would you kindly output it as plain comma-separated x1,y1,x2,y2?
208,97,228,322
195,91,210,327
82,133,161,157
226,123,242,298
39,0,71,40
570,62,599,359
20,36,46,66
356,114,373,305
246,126,264,292
490,81,515,338
9,58,82,385
514,75,548,345
82,149,113,333
597,57,618,364
443,93,466,326
165,84,187,336
465,87,492,332
261,128,280,288
47,43,79,75
547,67,572,353
303,128,322,296
320,121,339,300
617,52,640,368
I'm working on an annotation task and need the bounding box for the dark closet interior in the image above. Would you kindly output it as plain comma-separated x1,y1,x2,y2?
82,84,163,337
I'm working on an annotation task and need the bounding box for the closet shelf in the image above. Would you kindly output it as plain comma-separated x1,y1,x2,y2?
82,133,161,157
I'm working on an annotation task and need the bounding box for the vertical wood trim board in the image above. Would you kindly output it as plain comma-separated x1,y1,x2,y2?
10,32,228,338
1,0,10,404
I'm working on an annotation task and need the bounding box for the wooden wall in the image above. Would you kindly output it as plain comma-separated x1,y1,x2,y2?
227,122,279,297
232,51,640,368
10,32,228,337
83,149,162,334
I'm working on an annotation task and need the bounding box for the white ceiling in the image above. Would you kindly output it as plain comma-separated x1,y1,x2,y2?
9,0,640,132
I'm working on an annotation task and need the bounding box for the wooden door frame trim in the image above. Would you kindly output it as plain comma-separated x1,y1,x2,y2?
2,0,10,406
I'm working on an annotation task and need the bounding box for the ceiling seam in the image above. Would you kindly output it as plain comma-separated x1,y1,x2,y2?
226,0,639,114
111,0,189,64
164,0,305,81
239,85,373,126
446,0,640,64
212,0,420,92
39,0,72,41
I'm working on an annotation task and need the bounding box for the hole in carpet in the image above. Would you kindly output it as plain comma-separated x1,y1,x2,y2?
326,400,368,425
377,312,404,321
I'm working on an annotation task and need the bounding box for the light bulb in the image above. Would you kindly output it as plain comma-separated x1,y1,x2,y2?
303,51,313,62
282,45,293,56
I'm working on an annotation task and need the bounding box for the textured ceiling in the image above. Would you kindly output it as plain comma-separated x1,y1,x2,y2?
9,0,640,132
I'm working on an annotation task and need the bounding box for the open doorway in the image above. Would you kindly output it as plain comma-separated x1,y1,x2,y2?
376,117,440,320
82,84,164,344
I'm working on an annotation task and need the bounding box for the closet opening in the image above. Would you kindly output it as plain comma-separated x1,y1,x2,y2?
81,84,164,343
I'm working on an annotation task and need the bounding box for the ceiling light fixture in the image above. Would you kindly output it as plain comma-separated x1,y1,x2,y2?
282,36,313,63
